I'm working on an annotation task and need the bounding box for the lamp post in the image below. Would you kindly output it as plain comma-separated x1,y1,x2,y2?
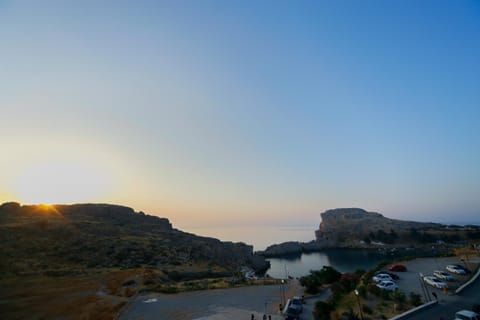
354,289,364,320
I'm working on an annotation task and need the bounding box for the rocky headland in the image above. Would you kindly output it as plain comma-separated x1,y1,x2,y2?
259,208,480,257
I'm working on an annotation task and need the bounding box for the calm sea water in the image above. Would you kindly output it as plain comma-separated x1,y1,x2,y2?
266,249,401,278
184,225,316,251
182,226,404,279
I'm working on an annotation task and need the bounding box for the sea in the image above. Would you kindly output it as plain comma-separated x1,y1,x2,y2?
184,225,404,278
265,249,403,278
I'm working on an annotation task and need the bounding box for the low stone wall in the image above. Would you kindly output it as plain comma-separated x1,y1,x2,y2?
455,266,480,294
388,300,438,320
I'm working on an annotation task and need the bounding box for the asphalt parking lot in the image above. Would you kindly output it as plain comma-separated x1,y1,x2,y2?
386,256,476,303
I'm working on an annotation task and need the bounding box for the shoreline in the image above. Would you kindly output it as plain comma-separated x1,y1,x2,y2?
257,241,455,258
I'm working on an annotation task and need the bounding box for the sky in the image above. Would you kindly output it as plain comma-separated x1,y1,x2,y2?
1,0,479,235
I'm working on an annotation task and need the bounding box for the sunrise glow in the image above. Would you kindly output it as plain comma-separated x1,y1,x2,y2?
12,160,111,205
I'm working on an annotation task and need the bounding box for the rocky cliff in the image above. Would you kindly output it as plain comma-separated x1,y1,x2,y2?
260,208,480,256
0,202,268,277
314,208,480,248
315,208,441,244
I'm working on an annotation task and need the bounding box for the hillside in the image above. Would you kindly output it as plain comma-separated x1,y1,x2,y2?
0,202,268,319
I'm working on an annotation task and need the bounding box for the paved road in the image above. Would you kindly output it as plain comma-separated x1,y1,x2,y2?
407,268,480,320
120,281,303,320
301,288,331,320
393,256,469,302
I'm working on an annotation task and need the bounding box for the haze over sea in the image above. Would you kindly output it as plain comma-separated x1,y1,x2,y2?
186,225,315,251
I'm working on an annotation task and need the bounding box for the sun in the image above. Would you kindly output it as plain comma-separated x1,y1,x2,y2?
12,159,111,205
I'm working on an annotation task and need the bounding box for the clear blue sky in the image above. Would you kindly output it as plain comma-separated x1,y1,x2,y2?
1,0,479,228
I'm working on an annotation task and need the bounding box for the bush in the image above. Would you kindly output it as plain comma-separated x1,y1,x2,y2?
313,301,334,320
341,308,361,320
367,284,381,297
392,290,406,303
380,289,391,300
340,273,361,292
362,304,373,314
409,292,422,306
300,266,342,294
356,284,367,298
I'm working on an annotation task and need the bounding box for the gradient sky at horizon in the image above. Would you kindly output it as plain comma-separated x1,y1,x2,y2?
1,0,479,230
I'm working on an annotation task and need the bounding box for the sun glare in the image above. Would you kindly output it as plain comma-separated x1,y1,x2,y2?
12,160,111,205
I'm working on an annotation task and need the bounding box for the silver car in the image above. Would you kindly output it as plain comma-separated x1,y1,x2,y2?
433,270,455,281
423,275,448,289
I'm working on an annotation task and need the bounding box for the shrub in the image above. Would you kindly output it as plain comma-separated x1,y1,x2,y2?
356,284,367,298
340,273,361,292
409,292,422,306
341,308,361,320
367,284,381,297
380,289,391,300
313,301,334,320
362,304,373,314
300,266,342,294
392,290,406,303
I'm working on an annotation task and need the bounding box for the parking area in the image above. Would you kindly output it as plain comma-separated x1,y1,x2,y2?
386,256,477,303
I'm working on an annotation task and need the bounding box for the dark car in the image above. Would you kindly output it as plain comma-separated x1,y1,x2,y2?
284,307,301,320
388,264,407,272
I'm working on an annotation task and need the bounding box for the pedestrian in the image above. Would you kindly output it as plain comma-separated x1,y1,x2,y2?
251,314,255,320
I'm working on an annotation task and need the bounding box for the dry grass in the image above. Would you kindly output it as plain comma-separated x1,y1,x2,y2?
0,269,142,320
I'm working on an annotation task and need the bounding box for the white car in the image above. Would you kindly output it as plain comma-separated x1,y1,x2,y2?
376,280,398,291
433,270,455,281
455,310,480,320
447,265,467,275
372,273,393,283
423,276,448,289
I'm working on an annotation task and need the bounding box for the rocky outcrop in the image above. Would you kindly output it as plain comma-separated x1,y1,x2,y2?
0,202,268,277
258,241,323,257
315,208,442,247
260,208,479,256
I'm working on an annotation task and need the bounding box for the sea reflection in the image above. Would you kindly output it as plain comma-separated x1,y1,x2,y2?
266,249,400,278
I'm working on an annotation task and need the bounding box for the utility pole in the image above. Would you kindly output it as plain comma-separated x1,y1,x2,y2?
354,289,364,320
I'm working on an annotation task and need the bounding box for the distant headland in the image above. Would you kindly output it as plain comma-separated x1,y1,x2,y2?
258,208,480,257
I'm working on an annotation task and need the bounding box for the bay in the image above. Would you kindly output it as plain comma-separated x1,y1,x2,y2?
266,249,403,278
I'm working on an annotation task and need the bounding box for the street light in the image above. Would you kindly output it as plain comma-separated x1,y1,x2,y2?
354,289,365,320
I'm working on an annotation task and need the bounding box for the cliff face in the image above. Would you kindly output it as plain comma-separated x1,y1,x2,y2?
315,208,446,247
0,202,268,277
260,208,479,256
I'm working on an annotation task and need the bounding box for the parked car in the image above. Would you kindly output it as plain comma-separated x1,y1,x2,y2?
433,270,455,281
372,273,393,283
447,265,468,275
388,264,407,272
283,305,301,320
376,280,398,291
290,296,303,313
423,276,448,289
283,298,301,319
454,310,480,320
451,264,471,273
375,270,400,280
